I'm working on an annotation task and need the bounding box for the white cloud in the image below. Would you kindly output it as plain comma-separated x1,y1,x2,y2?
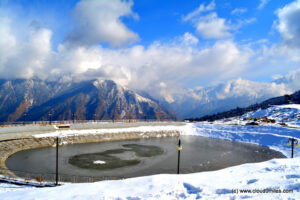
258,0,270,10
244,0,300,80
167,76,295,119
216,78,291,99
275,0,300,48
181,76,294,105
231,8,247,15
273,68,300,91
42,37,250,100
262,43,300,62
183,2,231,39
242,42,300,85
65,0,139,46
0,19,52,79
180,32,199,45
0,18,17,72
232,18,256,32
182,1,215,21
194,12,231,39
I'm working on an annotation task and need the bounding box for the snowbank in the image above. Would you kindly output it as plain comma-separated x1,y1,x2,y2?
1,157,299,199
34,125,186,138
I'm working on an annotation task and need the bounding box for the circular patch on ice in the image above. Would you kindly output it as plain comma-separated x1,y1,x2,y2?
93,160,106,165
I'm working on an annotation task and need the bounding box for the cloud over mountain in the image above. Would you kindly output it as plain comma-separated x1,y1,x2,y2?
0,15,252,100
167,76,296,119
0,0,299,105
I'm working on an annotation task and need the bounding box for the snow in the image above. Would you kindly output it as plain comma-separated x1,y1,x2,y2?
1,120,300,199
279,104,300,109
135,93,153,103
34,125,185,138
93,160,106,165
241,104,300,128
182,123,300,157
0,183,34,194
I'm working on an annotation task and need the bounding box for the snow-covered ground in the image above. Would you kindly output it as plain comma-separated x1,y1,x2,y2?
34,125,184,138
242,104,300,128
214,104,300,129
0,121,300,199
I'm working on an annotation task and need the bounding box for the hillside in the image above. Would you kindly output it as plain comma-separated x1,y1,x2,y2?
241,104,300,128
187,90,300,121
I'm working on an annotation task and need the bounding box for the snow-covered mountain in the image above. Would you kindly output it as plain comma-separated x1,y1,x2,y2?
1,76,298,121
0,79,175,122
166,78,293,119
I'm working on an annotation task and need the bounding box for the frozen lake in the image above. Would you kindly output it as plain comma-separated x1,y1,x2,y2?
6,135,285,182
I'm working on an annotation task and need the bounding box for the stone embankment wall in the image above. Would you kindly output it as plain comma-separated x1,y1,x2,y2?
0,128,180,177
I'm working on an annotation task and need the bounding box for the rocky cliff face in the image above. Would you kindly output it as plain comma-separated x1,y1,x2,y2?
0,79,175,122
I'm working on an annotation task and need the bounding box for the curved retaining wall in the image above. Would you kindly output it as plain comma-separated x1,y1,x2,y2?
0,130,180,177
0,125,57,140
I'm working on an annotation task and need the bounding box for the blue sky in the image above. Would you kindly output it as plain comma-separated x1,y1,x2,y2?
1,0,291,48
0,0,300,100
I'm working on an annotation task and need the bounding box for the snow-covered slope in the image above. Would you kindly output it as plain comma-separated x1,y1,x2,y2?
242,104,300,128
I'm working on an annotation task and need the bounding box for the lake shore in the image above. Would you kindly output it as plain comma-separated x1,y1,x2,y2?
0,122,183,178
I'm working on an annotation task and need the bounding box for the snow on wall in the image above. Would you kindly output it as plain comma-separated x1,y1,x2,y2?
34,125,186,138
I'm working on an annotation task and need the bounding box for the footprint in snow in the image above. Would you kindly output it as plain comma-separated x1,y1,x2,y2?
215,188,232,194
286,183,300,191
126,197,141,200
263,167,272,172
183,183,203,194
247,179,258,184
285,174,300,179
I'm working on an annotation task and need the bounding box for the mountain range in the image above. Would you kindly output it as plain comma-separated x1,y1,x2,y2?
164,78,293,119
188,90,300,121
0,76,298,122
0,79,175,122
